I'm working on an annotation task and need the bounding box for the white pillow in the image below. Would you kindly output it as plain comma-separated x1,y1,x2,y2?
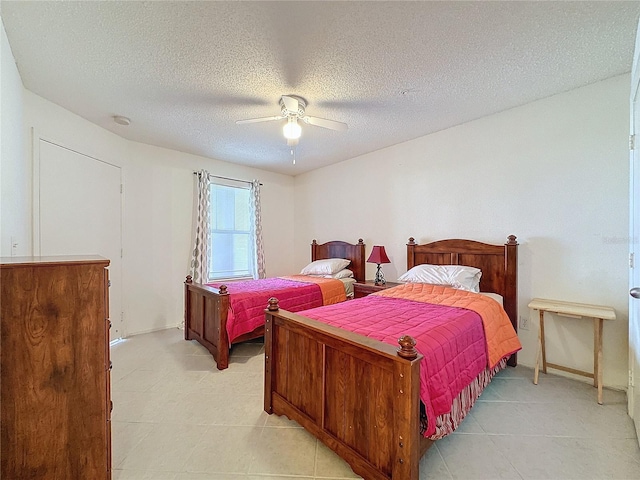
305,269,354,279
300,258,351,276
479,292,504,307
398,264,482,292
322,269,354,279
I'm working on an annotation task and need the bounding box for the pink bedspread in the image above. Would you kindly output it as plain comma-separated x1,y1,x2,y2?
209,278,325,344
299,295,490,438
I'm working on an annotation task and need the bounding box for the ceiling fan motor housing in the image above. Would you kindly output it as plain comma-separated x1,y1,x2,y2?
280,96,306,118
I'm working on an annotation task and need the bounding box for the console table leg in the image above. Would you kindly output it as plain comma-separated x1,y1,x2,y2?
534,315,543,385
539,310,547,374
595,318,604,404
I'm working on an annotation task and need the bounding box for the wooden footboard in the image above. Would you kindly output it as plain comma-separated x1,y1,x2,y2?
184,276,265,370
184,276,231,369
264,299,432,480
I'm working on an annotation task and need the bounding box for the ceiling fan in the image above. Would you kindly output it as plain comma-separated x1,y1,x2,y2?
236,95,348,146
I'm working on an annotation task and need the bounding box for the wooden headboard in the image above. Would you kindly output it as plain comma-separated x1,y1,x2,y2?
407,235,518,365
311,239,366,283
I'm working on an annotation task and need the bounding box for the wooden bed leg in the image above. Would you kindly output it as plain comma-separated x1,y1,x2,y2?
184,276,193,340
505,235,518,367
264,297,279,414
393,336,421,480
214,285,230,370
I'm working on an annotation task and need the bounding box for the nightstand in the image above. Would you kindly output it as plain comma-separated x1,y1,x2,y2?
353,281,402,299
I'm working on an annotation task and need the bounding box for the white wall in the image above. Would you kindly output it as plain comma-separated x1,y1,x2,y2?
0,19,29,257
294,75,630,388
22,91,295,336
122,142,295,335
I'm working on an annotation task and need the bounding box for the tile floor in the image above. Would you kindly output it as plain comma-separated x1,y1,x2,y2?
111,328,640,480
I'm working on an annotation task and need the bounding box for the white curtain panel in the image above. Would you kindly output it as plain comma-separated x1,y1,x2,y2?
250,179,266,279
190,170,211,283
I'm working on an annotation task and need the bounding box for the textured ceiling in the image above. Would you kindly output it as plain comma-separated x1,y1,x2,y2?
2,1,639,176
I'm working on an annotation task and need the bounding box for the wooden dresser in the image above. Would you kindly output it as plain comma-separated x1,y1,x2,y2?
1,255,112,479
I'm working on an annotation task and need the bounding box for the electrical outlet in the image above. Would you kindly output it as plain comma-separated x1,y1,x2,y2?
10,237,18,257
519,315,529,331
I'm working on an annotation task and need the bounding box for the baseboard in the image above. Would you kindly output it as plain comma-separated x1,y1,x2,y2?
123,324,182,338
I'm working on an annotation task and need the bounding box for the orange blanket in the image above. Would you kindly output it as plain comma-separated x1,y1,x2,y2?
374,283,521,368
279,275,347,306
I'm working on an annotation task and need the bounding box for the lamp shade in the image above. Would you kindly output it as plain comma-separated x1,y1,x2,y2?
367,245,390,264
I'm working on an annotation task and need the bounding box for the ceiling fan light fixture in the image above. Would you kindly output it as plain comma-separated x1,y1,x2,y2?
283,117,301,140
236,94,347,152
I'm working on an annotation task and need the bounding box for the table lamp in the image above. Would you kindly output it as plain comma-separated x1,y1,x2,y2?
367,245,391,286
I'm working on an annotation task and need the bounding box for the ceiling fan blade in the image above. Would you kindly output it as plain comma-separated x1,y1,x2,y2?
236,115,284,125
281,95,299,113
302,116,348,132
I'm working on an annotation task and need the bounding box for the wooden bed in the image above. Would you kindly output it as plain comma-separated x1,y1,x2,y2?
184,239,365,370
263,235,518,480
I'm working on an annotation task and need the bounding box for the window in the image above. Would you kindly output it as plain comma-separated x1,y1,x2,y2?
209,182,255,280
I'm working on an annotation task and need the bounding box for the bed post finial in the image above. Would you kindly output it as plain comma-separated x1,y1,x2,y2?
507,235,518,245
218,285,228,294
407,237,416,246
186,275,193,284
357,238,364,245
312,239,317,245
267,297,280,311
397,335,418,360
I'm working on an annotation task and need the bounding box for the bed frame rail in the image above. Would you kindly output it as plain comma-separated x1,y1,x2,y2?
264,299,430,480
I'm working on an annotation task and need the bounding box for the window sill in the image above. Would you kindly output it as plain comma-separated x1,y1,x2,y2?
209,276,254,283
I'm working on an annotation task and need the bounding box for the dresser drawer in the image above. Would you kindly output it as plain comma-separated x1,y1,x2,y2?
353,281,402,298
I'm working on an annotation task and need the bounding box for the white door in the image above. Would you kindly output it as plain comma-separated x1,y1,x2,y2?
629,20,640,445
36,139,124,339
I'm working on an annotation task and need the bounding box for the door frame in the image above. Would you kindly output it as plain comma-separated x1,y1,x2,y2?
31,129,125,338
629,19,640,440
